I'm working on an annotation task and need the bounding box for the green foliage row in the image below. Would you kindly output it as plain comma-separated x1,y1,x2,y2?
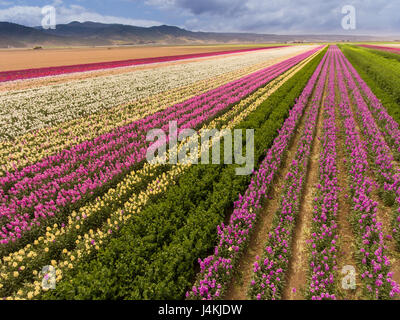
41,47,327,300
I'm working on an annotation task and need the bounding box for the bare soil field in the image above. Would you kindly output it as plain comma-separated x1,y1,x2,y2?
0,44,280,72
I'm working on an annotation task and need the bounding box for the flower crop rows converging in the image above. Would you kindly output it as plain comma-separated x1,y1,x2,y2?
187,47,329,300
4,43,399,301
335,45,400,299
0,51,291,174
307,49,339,300
0,46,287,83
1,48,324,299
338,53,400,249
0,46,315,176
0,47,322,246
247,49,330,301
339,52,397,190
0,46,311,140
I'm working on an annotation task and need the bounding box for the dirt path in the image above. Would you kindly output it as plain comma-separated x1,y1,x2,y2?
224,62,326,300
223,112,309,299
334,96,364,300
282,71,327,300
224,94,310,300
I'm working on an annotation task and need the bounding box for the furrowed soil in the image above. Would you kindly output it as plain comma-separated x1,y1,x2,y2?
334,81,363,300
282,65,328,300
224,59,325,300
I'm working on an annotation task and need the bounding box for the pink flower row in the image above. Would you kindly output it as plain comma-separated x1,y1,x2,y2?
338,51,397,190
336,48,400,299
338,52,400,248
187,47,329,300
307,49,339,300
248,48,331,301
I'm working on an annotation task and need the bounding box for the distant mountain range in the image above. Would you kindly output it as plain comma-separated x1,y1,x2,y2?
0,21,394,48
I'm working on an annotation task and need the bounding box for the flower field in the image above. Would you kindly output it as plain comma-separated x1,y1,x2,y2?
1,43,400,301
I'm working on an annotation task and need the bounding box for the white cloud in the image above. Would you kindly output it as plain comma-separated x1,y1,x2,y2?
0,1,12,6
0,3,162,27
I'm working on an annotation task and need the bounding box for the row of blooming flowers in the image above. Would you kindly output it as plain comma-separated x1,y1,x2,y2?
0,47,313,176
0,46,313,140
247,49,331,301
335,47,400,299
306,50,339,300
338,53,400,249
1,164,187,299
338,51,399,197
0,46,287,83
186,47,329,300
0,48,322,245
358,44,400,55
0,49,323,299
0,57,270,173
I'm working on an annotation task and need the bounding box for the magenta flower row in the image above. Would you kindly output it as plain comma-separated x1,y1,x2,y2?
307,48,339,300
248,48,331,301
338,51,397,190
335,48,400,299
338,53,400,248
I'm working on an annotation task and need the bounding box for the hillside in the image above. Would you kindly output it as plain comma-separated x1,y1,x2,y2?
0,21,388,48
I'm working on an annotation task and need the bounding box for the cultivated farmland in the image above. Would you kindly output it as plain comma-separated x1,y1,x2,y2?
1,43,400,301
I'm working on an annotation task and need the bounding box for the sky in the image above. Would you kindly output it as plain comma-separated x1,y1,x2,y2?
0,0,399,35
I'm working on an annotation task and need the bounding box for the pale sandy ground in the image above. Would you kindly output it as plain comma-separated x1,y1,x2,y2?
0,44,282,72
